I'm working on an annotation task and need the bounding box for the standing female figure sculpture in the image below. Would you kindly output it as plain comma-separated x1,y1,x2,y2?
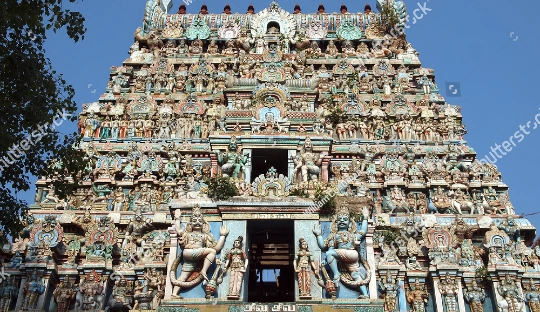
293,238,320,298
224,236,248,299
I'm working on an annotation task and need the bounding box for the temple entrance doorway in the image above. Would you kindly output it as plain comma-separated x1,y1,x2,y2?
250,148,288,182
247,220,295,303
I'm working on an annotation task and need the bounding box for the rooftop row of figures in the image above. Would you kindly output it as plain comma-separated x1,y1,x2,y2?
77,104,462,143
100,62,433,102
144,0,408,42
130,35,417,61
174,3,375,15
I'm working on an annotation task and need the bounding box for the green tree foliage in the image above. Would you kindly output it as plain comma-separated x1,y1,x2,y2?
205,175,239,201
379,2,400,32
0,0,87,240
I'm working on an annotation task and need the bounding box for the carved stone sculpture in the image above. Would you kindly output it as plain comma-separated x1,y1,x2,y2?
22,270,46,310
53,277,76,312
293,238,320,299
497,275,525,312
378,274,398,312
525,279,540,312
0,277,16,312
463,281,485,312
438,273,458,312
77,270,105,310
292,138,325,184
223,236,248,299
170,206,229,298
407,279,429,312
217,136,248,179
313,204,371,298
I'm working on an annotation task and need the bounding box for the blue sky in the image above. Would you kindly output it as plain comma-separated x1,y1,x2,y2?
30,0,540,228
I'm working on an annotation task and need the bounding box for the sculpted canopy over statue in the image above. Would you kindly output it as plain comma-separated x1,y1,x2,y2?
170,205,229,298
312,203,371,298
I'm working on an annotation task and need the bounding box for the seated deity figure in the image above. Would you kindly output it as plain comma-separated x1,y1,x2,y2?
122,210,154,249
292,138,325,183
170,206,229,298
312,204,371,298
217,136,248,179
207,40,219,54
251,110,289,134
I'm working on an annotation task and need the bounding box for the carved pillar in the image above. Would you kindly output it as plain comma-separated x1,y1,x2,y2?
288,150,296,181
210,153,218,176
366,224,377,299
397,278,407,312
165,228,178,299
15,276,27,311
321,155,332,182
36,273,52,310
432,278,445,312
457,281,466,312
243,149,252,183
491,280,504,312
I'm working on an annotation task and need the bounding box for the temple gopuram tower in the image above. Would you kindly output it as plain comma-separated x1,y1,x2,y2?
1,1,538,311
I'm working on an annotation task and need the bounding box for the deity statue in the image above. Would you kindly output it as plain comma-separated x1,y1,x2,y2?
525,279,540,312
464,280,486,312
378,273,398,312
251,111,289,134
326,40,338,57
497,275,525,312
22,270,45,310
439,273,458,312
53,277,76,312
293,238,320,299
0,277,16,312
112,186,127,211
312,204,371,298
223,236,248,299
170,206,229,298
77,271,106,310
144,268,166,308
292,138,325,183
106,277,134,311
217,136,248,179
498,216,521,242
407,279,429,312
8,251,22,268
122,210,154,249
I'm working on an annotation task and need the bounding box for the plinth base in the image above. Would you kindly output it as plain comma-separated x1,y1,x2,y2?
157,299,385,311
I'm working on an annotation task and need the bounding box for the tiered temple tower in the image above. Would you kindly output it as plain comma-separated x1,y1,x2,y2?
1,1,538,312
